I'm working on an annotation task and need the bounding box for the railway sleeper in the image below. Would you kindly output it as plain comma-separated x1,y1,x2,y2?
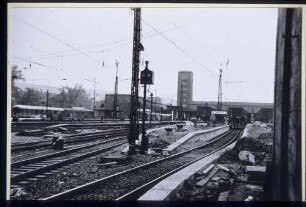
11,142,126,184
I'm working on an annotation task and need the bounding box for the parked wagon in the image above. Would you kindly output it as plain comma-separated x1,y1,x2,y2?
12,105,94,122
228,107,247,129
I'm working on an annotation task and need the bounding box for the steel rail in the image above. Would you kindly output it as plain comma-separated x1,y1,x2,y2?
12,130,128,152
115,130,241,200
42,129,238,200
11,136,127,168
11,140,127,183
12,128,127,147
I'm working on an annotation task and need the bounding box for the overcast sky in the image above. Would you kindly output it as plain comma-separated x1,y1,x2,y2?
9,6,278,103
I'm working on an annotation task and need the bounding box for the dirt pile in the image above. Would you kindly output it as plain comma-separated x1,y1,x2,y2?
218,130,273,165
242,122,272,139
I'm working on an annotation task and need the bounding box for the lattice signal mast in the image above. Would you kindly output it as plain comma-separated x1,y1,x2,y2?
217,63,223,111
128,8,143,155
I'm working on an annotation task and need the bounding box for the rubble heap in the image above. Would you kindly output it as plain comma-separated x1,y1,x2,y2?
171,122,274,201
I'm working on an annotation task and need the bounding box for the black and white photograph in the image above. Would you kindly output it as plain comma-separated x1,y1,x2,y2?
7,4,304,201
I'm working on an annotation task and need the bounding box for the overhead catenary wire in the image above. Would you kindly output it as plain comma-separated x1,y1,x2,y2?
24,24,182,62
178,27,220,64
12,56,107,88
13,15,105,67
142,19,216,77
13,56,47,67
16,14,203,61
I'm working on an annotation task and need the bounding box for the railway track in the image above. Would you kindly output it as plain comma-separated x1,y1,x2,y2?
11,128,128,153
42,129,241,200
11,136,128,184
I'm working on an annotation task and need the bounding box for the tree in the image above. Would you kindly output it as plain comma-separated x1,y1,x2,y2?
18,88,44,106
11,65,24,105
51,84,92,108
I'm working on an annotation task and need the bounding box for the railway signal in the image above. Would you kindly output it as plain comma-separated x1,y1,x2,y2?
140,61,154,154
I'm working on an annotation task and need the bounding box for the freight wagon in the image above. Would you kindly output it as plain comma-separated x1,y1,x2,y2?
228,107,247,129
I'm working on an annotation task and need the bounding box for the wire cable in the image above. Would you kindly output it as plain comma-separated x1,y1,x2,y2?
142,19,216,77
13,15,104,67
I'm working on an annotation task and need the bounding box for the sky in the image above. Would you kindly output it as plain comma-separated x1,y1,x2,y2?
9,6,278,104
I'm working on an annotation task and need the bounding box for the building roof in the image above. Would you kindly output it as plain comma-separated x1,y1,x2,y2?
64,107,93,112
13,105,64,111
211,111,227,115
178,71,193,73
13,105,93,112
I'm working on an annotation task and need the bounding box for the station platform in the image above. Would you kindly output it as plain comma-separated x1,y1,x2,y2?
138,141,237,200
164,125,229,153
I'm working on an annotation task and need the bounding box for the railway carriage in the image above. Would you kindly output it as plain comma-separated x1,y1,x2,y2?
228,107,247,129
62,107,94,121
12,105,94,122
12,105,64,121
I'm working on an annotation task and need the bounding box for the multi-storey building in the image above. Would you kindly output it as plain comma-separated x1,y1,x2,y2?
177,71,193,109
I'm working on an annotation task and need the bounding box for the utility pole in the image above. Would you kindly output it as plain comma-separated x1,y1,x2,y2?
150,92,153,123
85,78,100,111
128,8,143,155
217,63,223,111
161,108,163,122
113,60,119,122
46,90,49,119
94,78,96,110
154,89,157,117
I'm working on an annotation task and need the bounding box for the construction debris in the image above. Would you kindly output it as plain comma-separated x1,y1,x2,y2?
52,134,64,150
245,166,266,181
216,164,237,177
98,162,118,167
244,195,254,201
218,191,230,201
16,129,45,136
227,183,263,201
238,150,255,165
99,155,130,164
165,127,174,135
88,166,99,173
10,188,27,198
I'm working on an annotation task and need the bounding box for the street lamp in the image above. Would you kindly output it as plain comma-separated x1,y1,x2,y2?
140,61,154,154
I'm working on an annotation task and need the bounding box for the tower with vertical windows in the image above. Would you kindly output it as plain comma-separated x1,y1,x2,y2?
177,71,193,108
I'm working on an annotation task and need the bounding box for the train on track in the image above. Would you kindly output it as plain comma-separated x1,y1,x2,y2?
228,107,247,129
12,105,94,122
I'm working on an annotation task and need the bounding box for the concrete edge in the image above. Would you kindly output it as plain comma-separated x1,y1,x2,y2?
165,125,230,152
138,140,237,201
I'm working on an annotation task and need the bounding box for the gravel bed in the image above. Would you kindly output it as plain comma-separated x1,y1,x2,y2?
11,137,126,163
11,134,47,144
11,143,158,200
11,129,237,200
12,134,124,156
65,130,238,200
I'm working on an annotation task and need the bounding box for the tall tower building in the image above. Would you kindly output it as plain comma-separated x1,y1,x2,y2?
177,71,193,108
